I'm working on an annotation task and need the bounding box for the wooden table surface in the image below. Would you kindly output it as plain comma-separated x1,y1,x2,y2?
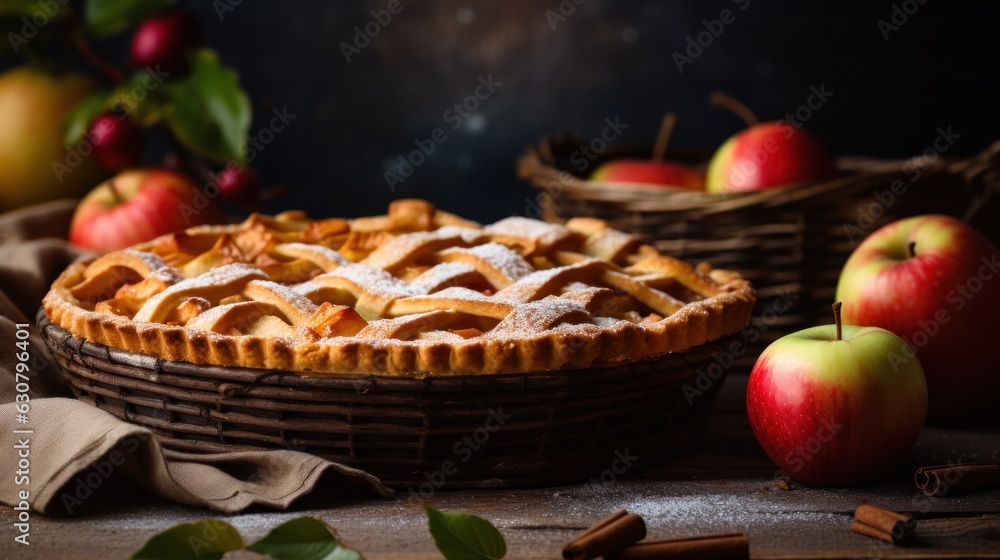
5,375,999,559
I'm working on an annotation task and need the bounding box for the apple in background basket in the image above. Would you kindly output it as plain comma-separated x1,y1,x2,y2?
835,214,1000,420
747,303,927,486
589,112,706,191
70,168,225,253
705,92,837,193
706,122,836,193
590,159,704,190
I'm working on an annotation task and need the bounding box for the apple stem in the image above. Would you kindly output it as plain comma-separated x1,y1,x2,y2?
651,112,677,163
832,301,843,341
106,179,123,205
908,241,917,259
710,91,760,127
69,26,124,84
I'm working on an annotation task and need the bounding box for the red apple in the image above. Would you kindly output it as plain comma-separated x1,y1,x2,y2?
130,10,201,75
70,169,224,253
217,165,261,205
89,113,144,172
747,303,927,486
590,159,705,190
706,122,837,193
835,215,1000,420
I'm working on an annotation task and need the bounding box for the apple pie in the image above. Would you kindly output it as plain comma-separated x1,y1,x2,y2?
43,199,755,376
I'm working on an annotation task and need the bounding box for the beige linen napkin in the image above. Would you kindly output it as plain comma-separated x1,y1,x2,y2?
0,201,391,514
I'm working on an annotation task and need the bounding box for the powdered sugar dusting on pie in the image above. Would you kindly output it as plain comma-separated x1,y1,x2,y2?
362,226,482,270
484,217,571,249
412,262,478,292
330,263,425,298
493,260,600,303
459,242,534,281
421,286,495,302
491,298,590,334
133,263,266,323
179,262,265,288
121,249,173,272
245,279,318,316
276,242,348,269
150,265,185,285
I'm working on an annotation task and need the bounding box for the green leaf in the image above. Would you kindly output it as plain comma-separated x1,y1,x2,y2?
63,67,174,145
248,516,364,560
84,0,174,38
109,68,171,124
130,519,243,560
64,92,111,145
425,506,506,560
162,48,251,164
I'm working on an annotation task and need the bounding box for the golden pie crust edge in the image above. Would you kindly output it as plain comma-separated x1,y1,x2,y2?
43,260,754,377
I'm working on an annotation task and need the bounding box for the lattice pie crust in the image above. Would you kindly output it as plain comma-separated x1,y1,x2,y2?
43,200,754,377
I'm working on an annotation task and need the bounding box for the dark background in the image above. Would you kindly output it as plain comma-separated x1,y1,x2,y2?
8,0,1000,222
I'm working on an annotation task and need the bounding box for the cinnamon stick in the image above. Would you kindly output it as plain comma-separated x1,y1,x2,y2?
563,510,647,560
605,533,749,560
850,520,895,544
914,462,1000,496
852,505,915,544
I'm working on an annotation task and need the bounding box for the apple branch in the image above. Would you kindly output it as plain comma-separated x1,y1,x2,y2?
69,27,124,84
710,91,759,126
908,241,917,259
832,301,843,341
652,113,677,163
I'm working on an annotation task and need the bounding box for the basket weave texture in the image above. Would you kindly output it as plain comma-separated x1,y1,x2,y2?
519,136,1000,352
40,309,738,488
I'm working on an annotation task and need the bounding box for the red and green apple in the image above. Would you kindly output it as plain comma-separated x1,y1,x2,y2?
835,214,1000,420
747,303,927,486
589,112,705,190
70,168,225,253
706,122,837,194
590,159,705,190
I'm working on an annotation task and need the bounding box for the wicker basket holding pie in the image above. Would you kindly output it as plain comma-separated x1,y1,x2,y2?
40,199,754,487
